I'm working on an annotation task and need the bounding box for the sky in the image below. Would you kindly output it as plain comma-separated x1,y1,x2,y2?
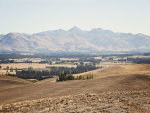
0,0,150,35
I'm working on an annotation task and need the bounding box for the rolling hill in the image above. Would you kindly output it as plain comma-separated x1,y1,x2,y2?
0,64,150,105
0,64,150,112
73,64,150,78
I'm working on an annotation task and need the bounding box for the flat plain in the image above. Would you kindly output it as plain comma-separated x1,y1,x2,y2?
0,63,77,74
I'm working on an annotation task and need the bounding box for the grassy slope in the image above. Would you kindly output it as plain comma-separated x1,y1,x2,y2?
73,64,150,78
0,75,31,83
0,64,150,105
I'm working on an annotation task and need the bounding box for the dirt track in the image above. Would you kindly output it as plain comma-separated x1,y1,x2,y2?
0,74,149,106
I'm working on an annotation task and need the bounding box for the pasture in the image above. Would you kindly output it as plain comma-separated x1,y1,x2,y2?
0,63,77,74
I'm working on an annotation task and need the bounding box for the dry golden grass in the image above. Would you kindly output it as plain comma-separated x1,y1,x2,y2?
60,58,79,61
73,64,150,78
1,63,76,69
94,57,102,59
0,63,150,109
0,75,30,83
97,61,131,67
1,63,50,69
47,64,77,68
0,70,16,75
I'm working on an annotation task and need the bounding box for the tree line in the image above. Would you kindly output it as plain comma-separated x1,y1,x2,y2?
7,64,98,81
127,58,150,64
56,71,94,81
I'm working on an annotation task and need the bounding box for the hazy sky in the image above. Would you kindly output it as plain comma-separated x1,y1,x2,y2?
0,0,150,35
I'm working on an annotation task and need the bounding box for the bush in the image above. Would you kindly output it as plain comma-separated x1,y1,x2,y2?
87,74,94,79
57,71,75,81
77,75,85,80
67,74,75,80
26,79,38,82
57,72,94,82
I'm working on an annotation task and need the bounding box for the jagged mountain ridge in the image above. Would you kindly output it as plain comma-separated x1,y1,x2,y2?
0,27,150,52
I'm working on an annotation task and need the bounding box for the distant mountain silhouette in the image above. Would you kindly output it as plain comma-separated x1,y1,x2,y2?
0,27,150,52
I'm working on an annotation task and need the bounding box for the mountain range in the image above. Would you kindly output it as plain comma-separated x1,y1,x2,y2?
0,26,150,52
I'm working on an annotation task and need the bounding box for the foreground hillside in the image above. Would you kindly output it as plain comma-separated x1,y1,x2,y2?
0,64,150,112
1,91,149,113
0,74,149,112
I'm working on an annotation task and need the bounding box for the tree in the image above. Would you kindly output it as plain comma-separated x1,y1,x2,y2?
15,67,17,72
6,66,9,73
57,71,75,81
10,67,13,72
80,62,84,65
90,74,92,79
92,74,94,79
49,61,52,65
67,74,75,80
28,67,33,71
58,72,67,81
64,71,67,76
87,75,88,79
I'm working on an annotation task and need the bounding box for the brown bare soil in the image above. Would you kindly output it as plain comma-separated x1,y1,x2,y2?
0,64,150,112
1,91,149,113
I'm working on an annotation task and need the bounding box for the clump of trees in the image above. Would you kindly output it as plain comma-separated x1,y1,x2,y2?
76,74,94,80
48,65,99,76
87,74,94,79
0,59,14,63
127,58,150,64
76,75,85,80
8,67,53,81
56,71,94,82
56,71,75,81
79,58,101,64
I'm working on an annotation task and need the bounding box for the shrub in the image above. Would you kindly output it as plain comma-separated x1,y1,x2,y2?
57,71,75,81
78,75,85,80
87,74,94,79
26,79,38,82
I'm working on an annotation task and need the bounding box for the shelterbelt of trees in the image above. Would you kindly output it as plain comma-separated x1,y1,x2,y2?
127,58,150,64
8,64,99,81
56,71,94,81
